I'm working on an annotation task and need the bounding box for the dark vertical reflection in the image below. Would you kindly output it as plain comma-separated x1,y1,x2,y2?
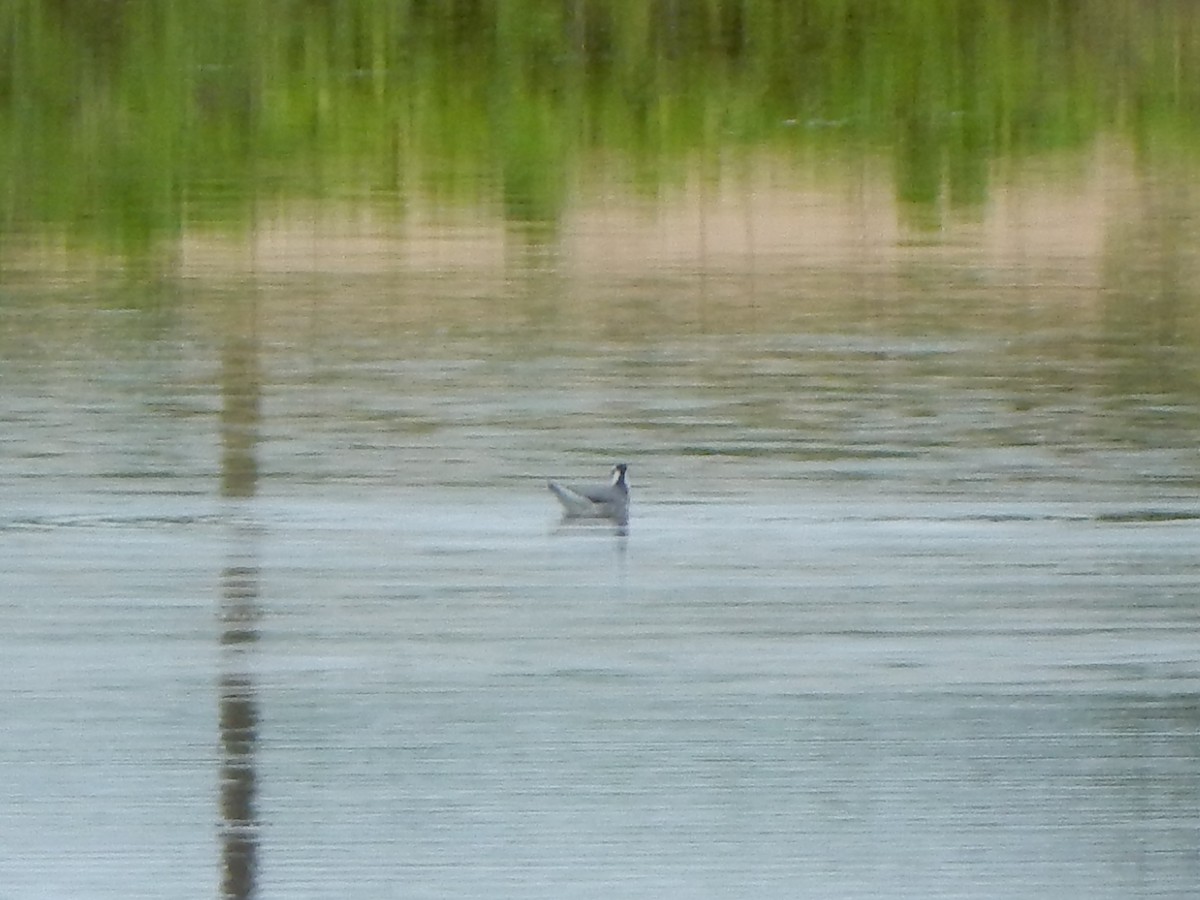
219,555,260,900
221,301,261,498
218,292,262,900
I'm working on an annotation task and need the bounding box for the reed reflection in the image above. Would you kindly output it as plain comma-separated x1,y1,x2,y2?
218,554,260,900
217,294,261,900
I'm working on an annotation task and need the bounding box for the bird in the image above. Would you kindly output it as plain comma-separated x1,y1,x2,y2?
547,463,629,524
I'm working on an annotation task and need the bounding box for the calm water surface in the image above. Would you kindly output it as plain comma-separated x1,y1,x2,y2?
2,221,1200,899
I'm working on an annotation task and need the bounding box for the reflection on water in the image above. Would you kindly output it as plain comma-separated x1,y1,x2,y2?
218,291,262,899
218,551,259,900
2,173,1200,899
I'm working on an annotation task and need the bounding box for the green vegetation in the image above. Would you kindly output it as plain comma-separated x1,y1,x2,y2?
1,0,1199,251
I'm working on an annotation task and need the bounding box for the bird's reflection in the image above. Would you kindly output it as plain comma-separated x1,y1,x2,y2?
551,515,630,569
552,515,629,540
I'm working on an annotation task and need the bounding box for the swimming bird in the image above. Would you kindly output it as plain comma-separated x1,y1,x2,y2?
547,463,629,524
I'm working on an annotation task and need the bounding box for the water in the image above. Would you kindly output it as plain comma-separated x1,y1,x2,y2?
5,4,1200,893
3,214,1200,899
